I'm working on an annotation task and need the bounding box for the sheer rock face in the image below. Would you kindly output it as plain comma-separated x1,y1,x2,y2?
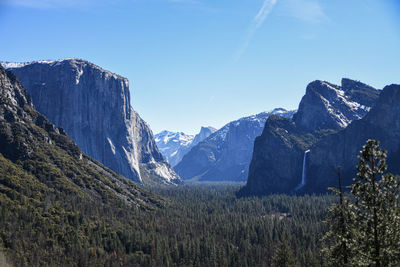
306,84,400,192
293,79,380,131
240,79,381,196
0,65,162,208
175,108,296,182
192,126,217,147
2,59,180,185
244,116,305,194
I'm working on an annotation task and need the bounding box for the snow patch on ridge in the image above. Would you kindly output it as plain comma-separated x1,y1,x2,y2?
1,59,76,69
156,131,194,147
156,127,216,167
1,59,125,82
76,67,84,85
318,81,372,128
1,62,30,69
209,108,295,143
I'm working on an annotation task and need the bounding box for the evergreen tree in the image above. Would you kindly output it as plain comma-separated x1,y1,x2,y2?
351,139,400,266
272,240,299,267
323,139,400,267
322,167,357,266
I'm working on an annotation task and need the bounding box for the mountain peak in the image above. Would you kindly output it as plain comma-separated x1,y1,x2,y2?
241,78,384,196
5,59,181,185
341,78,376,92
0,64,161,207
293,79,380,131
175,109,295,182
155,127,215,167
198,126,217,136
2,58,126,82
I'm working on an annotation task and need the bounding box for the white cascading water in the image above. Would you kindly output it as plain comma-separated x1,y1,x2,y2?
295,150,310,191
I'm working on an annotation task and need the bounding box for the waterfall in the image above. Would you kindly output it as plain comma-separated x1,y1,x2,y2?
295,150,310,191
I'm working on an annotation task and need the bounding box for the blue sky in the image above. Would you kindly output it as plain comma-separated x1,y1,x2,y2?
1,0,399,134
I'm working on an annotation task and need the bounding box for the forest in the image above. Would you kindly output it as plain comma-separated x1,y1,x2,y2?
0,177,333,267
0,139,399,267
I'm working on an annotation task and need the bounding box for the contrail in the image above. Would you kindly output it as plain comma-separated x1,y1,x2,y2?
235,0,277,61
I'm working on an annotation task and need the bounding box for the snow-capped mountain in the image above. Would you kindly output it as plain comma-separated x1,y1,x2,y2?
293,78,378,131
155,126,216,167
239,78,381,196
174,108,296,182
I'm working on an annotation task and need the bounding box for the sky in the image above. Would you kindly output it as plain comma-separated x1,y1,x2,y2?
0,0,399,135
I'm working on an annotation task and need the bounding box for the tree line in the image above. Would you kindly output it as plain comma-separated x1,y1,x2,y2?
0,139,399,266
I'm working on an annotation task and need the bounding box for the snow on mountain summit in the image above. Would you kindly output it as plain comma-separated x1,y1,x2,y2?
155,127,216,167
175,108,296,182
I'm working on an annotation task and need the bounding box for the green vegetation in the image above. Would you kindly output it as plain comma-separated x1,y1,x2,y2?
0,68,164,266
0,135,164,266
2,140,399,266
272,240,300,267
1,70,399,266
322,140,400,266
151,186,333,266
2,92,399,267
0,159,334,267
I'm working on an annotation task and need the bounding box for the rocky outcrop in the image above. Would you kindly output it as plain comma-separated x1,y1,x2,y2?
0,65,161,207
240,79,381,196
175,108,296,182
155,126,216,167
2,59,180,185
241,116,318,195
305,84,400,192
293,79,379,131
192,126,217,147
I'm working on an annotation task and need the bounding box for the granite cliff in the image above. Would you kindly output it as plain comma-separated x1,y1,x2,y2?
240,79,381,196
305,84,400,192
0,64,161,207
0,64,165,265
2,59,180,185
293,79,379,131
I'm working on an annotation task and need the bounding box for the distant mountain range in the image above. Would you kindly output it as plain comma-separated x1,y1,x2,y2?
239,78,398,196
2,59,181,185
155,126,216,167
175,108,296,182
3,58,399,195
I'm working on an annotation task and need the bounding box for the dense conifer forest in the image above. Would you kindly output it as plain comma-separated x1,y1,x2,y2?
151,185,333,267
1,139,399,266
0,172,334,267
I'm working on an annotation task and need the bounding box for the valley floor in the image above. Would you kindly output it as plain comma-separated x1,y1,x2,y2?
1,179,335,266
148,184,334,267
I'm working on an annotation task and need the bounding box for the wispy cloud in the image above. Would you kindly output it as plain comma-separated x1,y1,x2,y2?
254,0,278,28
235,0,277,61
282,0,327,23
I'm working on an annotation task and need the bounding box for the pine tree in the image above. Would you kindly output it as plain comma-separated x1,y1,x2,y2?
322,167,357,266
323,139,400,267
351,139,400,266
272,240,299,267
